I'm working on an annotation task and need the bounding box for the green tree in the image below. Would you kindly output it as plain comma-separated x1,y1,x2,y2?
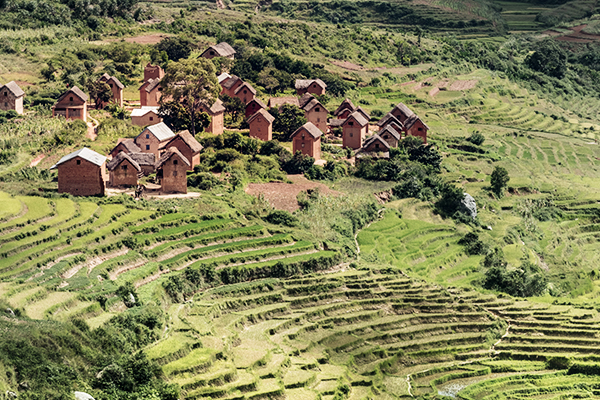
525,39,568,78
490,166,510,198
159,58,221,136
270,104,307,140
88,80,112,109
156,36,194,62
220,94,245,124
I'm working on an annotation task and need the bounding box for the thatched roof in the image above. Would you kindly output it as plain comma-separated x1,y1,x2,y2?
156,146,191,168
107,152,141,172
295,79,326,90
247,108,275,124
292,122,322,139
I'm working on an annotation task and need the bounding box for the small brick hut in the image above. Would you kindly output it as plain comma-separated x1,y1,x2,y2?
156,147,190,194
359,134,391,157
144,63,164,82
333,98,355,119
51,148,107,196
201,99,225,135
379,125,401,148
98,73,124,107
221,75,243,97
377,112,404,132
245,98,266,118
300,94,328,134
291,122,322,160
139,78,161,107
342,110,369,150
267,96,299,109
107,152,141,188
201,42,236,60
109,138,141,158
0,81,25,115
163,130,203,171
131,107,162,127
404,115,429,144
52,86,88,122
248,109,275,141
295,79,327,96
390,103,414,124
134,122,176,159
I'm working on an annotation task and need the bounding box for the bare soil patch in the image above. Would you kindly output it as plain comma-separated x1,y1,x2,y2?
449,80,478,91
29,154,45,167
330,60,364,71
429,87,440,97
245,175,340,212
545,25,600,43
120,34,170,45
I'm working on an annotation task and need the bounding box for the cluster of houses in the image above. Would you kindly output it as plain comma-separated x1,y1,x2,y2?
2,41,432,198
50,121,203,196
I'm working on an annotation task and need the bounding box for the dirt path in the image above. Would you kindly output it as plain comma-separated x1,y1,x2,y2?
86,116,99,141
29,154,45,167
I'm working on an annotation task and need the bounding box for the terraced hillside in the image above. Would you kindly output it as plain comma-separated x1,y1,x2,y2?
143,269,600,400
0,193,335,326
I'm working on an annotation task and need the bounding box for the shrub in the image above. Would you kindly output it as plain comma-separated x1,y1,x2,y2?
265,210,299,227
467,132,485,145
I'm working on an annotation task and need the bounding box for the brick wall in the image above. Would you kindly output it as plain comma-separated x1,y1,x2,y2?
249,117,272,141
160,154,188,193
57,157,105,196
109,158,138,187
132,112,162,127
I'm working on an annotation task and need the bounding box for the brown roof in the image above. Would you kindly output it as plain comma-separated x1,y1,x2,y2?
299,93,314,109
334,99,355,116
404,114,430,130
295,79,327,90
355,106,370,121
107,152,141,172
129,152,155,166
268,96,300,108
291,122,322,139
107,76,124,89
362,134,391,150
168,130,203,154
202,99,225,115
379,125,401,141
344,110,369,127
1,81,25,98
111,138,141,154
247,108,275,124
234,82,257,95
156,146,191,168
246,98,267,110
377,112,402,128
204,42,236,58
328,118,345,128
141,78,161,93
221,75,241,90
302,98,328,113
392,103,414,118
56,86,88,103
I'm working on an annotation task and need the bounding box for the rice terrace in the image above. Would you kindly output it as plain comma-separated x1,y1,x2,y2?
5,0,600,398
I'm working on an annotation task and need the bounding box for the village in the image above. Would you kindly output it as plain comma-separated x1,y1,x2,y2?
0,42,430,198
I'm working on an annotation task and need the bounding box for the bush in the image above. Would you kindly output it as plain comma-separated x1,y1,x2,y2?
188,172,221,190
458,232,487,255
264,210,299,227
467,132,485,145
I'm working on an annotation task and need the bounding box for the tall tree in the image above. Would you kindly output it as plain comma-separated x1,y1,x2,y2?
490,166,510,198
159,58,221,136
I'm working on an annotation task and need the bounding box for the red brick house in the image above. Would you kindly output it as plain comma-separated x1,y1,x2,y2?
390,103,415,124
379,125,401,148
144,63,164,82
109,138,141,158
201,99,225,135
52,86,88,122
0,81,25,115
163,130,203,171
107,152,141,188
357,134,391,160
245,98,266,118
342,110,369,150
221,75,243,97
218,73,231,85
295,79,327,96
131,107,162,127
134,122,176,159
267,96,299,109
333,98,355,119
404,115,429,144
98,73,124,107
233,82,256,104
156,147,190,194
51,147,107,196
354,106,370,122
248,109,275,141
201,42,236,60
139,78,161,107
300,94,328,133
291,122,322,160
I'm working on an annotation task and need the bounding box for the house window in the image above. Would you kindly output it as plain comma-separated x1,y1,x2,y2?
3,103,6,107
243,90,247,94
149,117,154,121
350,132,353,137
210,51,215,56
384,135,388,139
418,127,423,131
317,118,320,122
3,92,6,96
76,160,81,165
146,134,150,139
315,107,320,112
258,117,262,122
146,145,150,150
69,97,73,101
173,160,178,165
375,144,380,149
301,143,305,148
301,133,305,139
109,84,113,88
349,121,354,126
173,171,178,177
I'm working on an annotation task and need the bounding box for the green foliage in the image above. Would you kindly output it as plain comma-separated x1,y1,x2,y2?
88,80,111,110
547,356,572,370
484,258,547,297
155,36,194,62
264,210,299,227
270,104,307,140
525,39,568,78
458,232,488,255
187,172,222,190
467,132,485,146
490,166,510,198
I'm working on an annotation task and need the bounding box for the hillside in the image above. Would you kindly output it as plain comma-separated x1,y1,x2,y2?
3,0,600,399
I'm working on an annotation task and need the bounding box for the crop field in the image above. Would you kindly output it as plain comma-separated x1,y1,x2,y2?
140,269,600,399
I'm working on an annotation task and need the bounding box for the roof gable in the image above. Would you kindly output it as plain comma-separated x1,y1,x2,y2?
221,75,241,90
392,102,414,118
295,79,327,90
404,115,429,130
379,126,401,140
334,99,355,116
246,98,267,109
107,152,141,172
247,108,275,124
344,111,369,127
377,112,402,128
56,86,88,103
168,130,203,154
234,82,257,95
363,134,391,150
1,81,25,98
51,147,106,169
111,138,141,154
204,42,236,58
291,122,322,139
156,146,191,168
303,98,327,113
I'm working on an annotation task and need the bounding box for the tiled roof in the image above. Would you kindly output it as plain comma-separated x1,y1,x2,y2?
50,147,106,169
